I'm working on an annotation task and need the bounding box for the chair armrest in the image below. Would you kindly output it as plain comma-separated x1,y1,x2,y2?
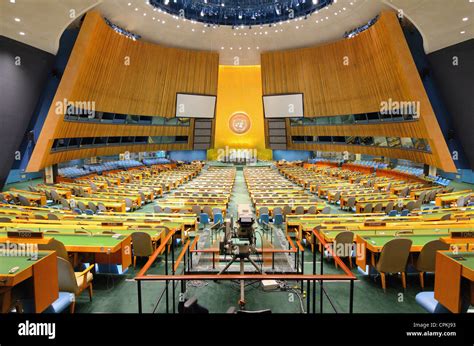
77,264,95,289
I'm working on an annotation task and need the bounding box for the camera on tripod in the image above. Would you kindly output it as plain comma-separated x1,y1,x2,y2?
220,204,256,257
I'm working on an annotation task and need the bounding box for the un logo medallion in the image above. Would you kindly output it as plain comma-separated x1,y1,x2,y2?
229,112,251,134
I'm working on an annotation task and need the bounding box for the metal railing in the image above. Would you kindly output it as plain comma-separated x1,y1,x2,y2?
134,226,356,313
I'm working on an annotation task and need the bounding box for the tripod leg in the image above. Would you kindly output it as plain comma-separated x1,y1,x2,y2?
239,259,245,309
217,255,237,275
247,256,263,273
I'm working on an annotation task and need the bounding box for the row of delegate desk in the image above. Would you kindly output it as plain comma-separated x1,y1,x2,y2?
3,164,203,213
154,166,236,216
0,202,199,312
244,166,327,216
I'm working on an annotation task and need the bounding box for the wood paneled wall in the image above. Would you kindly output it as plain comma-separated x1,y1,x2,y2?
261,11,456,172
27,11,218,171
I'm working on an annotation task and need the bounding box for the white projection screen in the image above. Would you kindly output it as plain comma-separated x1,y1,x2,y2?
175,93,216,118
263,94,304,118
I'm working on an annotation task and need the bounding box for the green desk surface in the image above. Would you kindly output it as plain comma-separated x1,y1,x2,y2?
322,229,449,240
361,234,445,247
0,252,49,275
446,252,474,270
0,231,124,247
46,234,125,247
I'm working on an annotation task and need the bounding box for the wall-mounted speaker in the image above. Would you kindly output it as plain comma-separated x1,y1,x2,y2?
27,130,35,142
447,129,455,140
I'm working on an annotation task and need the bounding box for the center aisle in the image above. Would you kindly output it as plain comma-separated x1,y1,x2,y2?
227,169,253,217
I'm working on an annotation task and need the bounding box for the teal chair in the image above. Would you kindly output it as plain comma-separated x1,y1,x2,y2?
273,214,284,227
213,213,223,225
259,213,270,225
200,213,210,229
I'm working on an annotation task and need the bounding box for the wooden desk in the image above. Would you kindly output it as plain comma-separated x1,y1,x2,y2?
435,190,472,207
434,251,474,313
0,251,58,313
1,233,132,269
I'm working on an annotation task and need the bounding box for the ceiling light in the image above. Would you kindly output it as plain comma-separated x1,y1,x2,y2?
14,17,20,22
10,0,15,3
460,30,466,34
221,47,224,50
127,2,131,5
19,31,25,35
143,13,146,16
134,8,138,11
462,17,469,21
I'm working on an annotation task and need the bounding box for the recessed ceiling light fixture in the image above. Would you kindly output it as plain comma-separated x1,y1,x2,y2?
19,31,25,35
14,17,20,22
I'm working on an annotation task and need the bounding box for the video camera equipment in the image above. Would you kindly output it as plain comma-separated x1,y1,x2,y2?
217,204,263,309
220,204,257,257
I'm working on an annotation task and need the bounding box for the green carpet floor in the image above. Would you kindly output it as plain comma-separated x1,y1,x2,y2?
4,169,473,313
74,169,427,313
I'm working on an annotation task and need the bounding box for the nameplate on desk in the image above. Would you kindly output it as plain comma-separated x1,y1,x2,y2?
101,222,123,227
454,216,470,221
7,231,43,239
364,222,387,227
450,231,474,238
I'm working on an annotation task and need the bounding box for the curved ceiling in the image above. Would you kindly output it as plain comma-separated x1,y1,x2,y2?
148,0,333,27
0,0,472,65
97,0,387,65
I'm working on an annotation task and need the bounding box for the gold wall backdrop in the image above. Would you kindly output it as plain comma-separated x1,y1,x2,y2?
208,65,272,161
261,11,456,172
27,11,218,171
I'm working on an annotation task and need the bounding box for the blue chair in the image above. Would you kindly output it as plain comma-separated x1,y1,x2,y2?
73,208,82,215
20,292,75,313
388,210,398,217
84,209,94,215
199,213,210,228
415,292,451,313
213,213,223,225
259,213,270,225
45,292,75,313
400,209,409,216
273,213,284,227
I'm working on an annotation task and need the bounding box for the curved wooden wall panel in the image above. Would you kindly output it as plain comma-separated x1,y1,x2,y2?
261,11,456,172
27,11,218,172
